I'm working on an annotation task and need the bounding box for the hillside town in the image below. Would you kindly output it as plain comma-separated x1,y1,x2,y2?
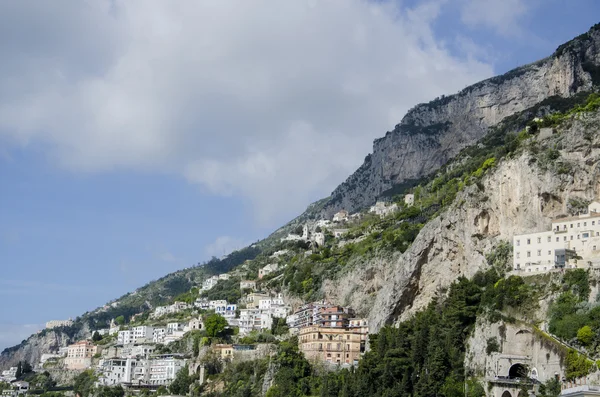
0,205,396,393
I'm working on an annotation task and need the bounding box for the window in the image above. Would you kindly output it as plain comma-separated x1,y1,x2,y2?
516,239,520,246
583,233,590,238
537,237,541,244
516,252,520,259
571,236,574,240
527,251,531,258
548,236,551,242
564,237,567,241
578,223,581,227
578,235,580,239
571,224,573,228
556,237,560,242
527,238,531,245
584,222,587,226
537,250,541,256
594,246,597,251
548,250,551,255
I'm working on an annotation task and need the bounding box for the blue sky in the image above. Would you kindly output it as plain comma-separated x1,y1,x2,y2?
0,0,598,350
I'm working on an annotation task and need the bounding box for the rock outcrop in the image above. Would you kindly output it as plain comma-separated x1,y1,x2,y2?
322,24,600,217
322,109,600,333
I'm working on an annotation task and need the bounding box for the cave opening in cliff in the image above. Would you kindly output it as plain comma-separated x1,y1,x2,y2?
508,363,529,379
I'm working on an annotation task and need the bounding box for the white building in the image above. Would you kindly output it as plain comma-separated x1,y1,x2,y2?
218,273,230,280
188,318,203,331
153,328,166,344
45,319,73,329
132,326,154,343
259,263,279,279
150,302,190,319
332,229,349,238
240,280,257,290
369,201,398,218
0,367,17,382
333,210,349,223
98,357,145,385
404,194,415,206
148,355,186,386
238,296,290,334
118,330,134,345
202,276,220,291
513,201,600,272
215,304,237,320
194,298,210,310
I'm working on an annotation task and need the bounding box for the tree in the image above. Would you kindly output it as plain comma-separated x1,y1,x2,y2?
156,386,168,396
73,370,97,397
21,361,32,374
169,365,193,396
114,315,125,325
15,361,22,379
204,313,228,338
577,325,594,346
92,331,102,342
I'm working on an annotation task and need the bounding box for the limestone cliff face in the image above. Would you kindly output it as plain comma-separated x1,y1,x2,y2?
322,109,600,333
323,25,600,217
0,324,90,371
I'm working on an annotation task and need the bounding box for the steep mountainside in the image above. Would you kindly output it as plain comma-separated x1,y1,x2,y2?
323,23,600,217
2,24,600,379
323,105,600,332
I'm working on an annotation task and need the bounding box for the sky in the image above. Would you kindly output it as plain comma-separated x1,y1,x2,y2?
0,0,598,351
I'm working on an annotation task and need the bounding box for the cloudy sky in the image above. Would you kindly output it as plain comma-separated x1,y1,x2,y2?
0,0,598,350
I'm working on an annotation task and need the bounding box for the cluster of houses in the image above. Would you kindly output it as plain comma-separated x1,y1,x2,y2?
513,201,600,273
0,381,29,397
97,354,187,387
150,302,190,319
45,319,74,329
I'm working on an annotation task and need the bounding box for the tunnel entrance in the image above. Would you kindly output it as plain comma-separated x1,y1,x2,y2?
509,363,529,379
502,391,512,397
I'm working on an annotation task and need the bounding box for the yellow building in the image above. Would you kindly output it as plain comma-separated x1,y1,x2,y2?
298,325,366,365
213,344,233,360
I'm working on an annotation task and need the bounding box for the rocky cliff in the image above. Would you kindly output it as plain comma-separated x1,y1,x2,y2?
323,24,600,217
322,107,600,333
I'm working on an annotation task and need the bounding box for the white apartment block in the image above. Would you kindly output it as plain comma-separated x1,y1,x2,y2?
118,330,134,345
45,319,73,329
215,304,237,319
148,355,186,386
153,328,166,344
513,202,600,272
98,358,147,385
133,326,154,343
98,354,186,387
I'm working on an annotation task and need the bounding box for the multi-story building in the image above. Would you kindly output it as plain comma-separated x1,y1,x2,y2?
298,307,368,365
209,300,227,310
147,354,186,386
118,330,134,345
0,367,17,382
213,344,234,360
132,326,154,343
64,340,101,370
243,293,270,309
98,357,147,385
45,319,74,329
513,201,600,272
286,301,330,329
215,303,237,320
188,318,203,331
318,306,355,328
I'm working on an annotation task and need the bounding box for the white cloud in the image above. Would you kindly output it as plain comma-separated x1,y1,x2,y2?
459,0,530,37
0,0,493,226
205,236,252,258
